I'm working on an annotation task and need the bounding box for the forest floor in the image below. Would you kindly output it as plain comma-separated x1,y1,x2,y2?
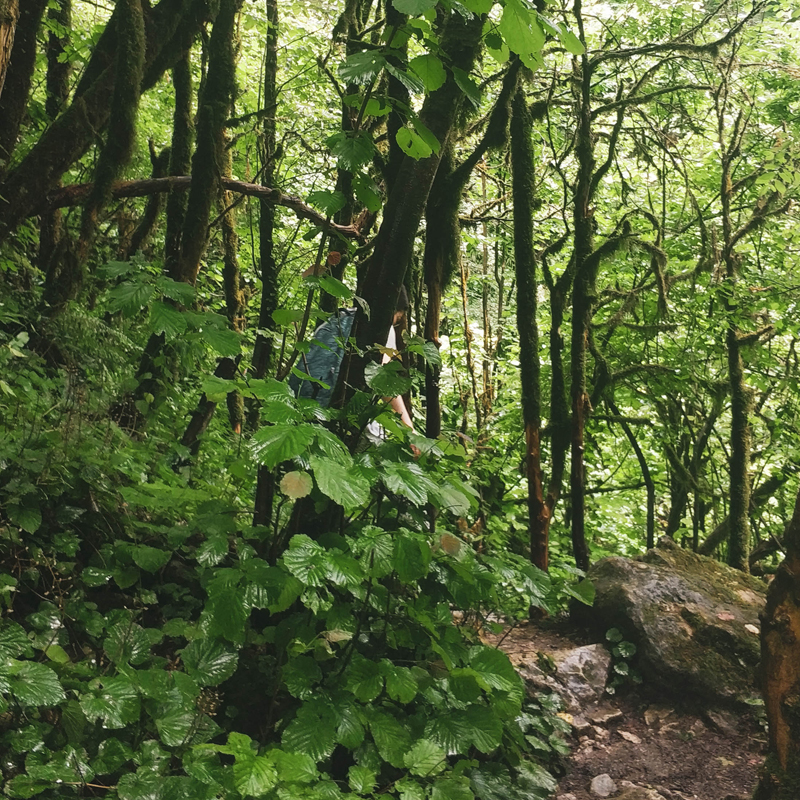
488,617,764,800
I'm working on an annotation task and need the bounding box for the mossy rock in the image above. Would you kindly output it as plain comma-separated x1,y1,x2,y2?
574,536,766,707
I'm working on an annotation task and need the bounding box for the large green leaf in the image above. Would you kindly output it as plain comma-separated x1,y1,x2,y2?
396,127,432,160
431,777,474,800
233,754,278,797
283,535,326,587
156,276,196,305
149,301,186,338
80,676,140,728
425,711,474,753
132,545,171,573
310,455,371,509
283,655,322,699
338,51,386,85
0,621,30,659
107,280,154,315
392,0,437,14
468,646,521,694
409,54,446,92
282,704,337,761
6,661,65,706
252,424,317,469
344,655,383,702
270,750,319,784
201,327,240,357
382,461,436,506
182,640,238,686
381,661,418,703
368,709,411,767
393,532,431,583
499,0,544,57
403,739,446,776
464,705,503,752
327,131,376,171
365,360,413,396
117,770,162,800
104,620,151,665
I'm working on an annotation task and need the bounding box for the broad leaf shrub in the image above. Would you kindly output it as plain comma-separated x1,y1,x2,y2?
0,322,581,800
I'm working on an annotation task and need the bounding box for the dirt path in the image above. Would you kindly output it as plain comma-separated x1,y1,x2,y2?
487,618,763,800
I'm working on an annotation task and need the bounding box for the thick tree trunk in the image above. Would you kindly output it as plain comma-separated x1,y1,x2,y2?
337,11,483,402
0,0,46,170
0,0,205,242
0,0,19,101
510,80,548,571
754,484,800,800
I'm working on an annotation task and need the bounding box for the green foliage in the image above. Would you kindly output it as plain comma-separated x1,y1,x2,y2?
605,628,642,694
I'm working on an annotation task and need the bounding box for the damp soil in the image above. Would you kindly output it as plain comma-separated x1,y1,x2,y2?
485,617,765,800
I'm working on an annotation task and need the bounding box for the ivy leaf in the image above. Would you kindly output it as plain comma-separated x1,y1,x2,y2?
280,471,313,499
310,455,371,509
409,54,446,92
149,301,186,338
339,51,386,85
6,661,65,706
233,754,278,797
392,0,437,14
252,424,317,469
403,739,446,776
182,640,239,686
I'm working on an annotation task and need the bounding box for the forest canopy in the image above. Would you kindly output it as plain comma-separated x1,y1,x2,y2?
1,0,800,797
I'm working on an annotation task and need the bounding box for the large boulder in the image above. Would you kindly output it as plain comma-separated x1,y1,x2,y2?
574,536,766,706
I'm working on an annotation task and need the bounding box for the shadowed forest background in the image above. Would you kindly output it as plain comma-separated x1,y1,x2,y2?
1,0,800,797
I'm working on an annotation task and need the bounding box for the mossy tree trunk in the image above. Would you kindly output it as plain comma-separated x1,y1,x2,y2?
0,0,18,100
252,0,279,530
336,11,483,402
754,484,800,800
510,77,548,571
0,0,46,170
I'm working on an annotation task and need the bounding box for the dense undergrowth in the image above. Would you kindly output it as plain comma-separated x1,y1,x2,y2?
0,281,590,800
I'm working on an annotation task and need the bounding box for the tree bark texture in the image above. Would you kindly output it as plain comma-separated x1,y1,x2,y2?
0,0,207,243
337,11,483,403
754,485,800,800
0,0,46,169
510,79,548,571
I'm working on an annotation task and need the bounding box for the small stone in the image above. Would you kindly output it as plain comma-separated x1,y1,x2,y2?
616,789,669,800
590,705,624,725
557,795,578,800
590,773,618,797
703,708,739,737
644,705,673,726
593,725,610,739
745,623,760,635
619,729,642,744
572,715,593,735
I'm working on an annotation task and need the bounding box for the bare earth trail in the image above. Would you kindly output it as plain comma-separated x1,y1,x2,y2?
488,618,764,800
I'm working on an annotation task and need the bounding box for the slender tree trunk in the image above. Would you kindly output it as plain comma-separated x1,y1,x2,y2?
510,81,548,571
754,484,800,800
38,0,72,270
252,0,279,530
568,9,594,572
